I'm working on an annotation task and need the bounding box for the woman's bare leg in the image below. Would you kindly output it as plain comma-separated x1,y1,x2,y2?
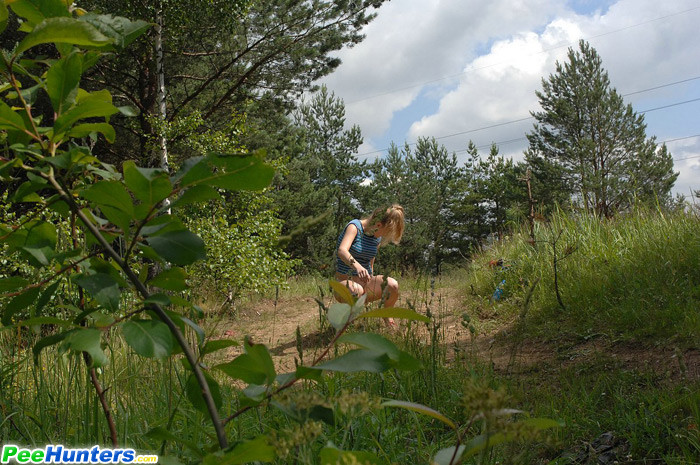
333,279,364,302
363,275,399,326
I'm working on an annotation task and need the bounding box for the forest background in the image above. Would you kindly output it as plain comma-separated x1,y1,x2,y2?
31,0,683,305
0,1,698,464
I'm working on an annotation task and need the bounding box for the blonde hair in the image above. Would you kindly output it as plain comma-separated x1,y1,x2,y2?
365,204,405,245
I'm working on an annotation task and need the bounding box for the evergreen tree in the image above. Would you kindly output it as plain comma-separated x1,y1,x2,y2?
468,143,525,238
80,0,387,164
273,86,364,271
364,138,464,274
527,40,677,216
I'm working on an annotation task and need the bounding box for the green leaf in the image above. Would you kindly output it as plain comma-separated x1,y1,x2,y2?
206,154,275,191
45,52,82,115
9,0,69,24
73,273,120,310
0,277,29,293
173,156,210,187
176,154,274,191
21,220,57,266
180,315,205,345
0,101,28,132
147,230,206,265
319,447,387,465
382,400,457,430
140,215,185,236
11,180,43,203
240,384,267,408
5,316,75,329
45,145,97,170
313,349,392,374
293,365,323,382
53,89,119,137
147,267,188,291
144,293,171,307
2,287,41,326
171,185,220,209
327,303,351,331
65,328,107,367
123,161,172,208
357,307,430,323
68,123,116,143
33,330,74,363
121,320,175,358
0,3,8,35
338,332,421,371
202,436,275,465
34,280,61,316
185,371,222,413
145,427,203,458
201,339,239,356
78,13,151,50
246,342,276,384
15,17,112,54
329,279,355,305
117,105,139,116
214,346,274,385
80,180,133,232
80,180,133,214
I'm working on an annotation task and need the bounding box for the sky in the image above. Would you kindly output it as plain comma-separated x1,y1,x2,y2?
320,0,700,198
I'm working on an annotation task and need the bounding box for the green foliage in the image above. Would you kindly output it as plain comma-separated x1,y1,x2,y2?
464,208,700,343
0,1,276,449
527,40,678,216
142,111,299,304
0,5,572,464
273,85,365,271
185,193,298,308
362,138,467,274
79,0,386,164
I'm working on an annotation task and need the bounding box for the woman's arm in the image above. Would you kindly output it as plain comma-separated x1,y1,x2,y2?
337,224,369,281
370,257,375,275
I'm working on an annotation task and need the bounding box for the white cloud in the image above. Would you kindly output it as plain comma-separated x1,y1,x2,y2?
321,0,700,193
667,137,700,197
323,0,566,138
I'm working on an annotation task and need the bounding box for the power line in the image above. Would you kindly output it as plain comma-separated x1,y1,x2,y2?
624,75,700,96
451,118,700,157
358,84,700,157
461,134,700,161
346,6,700,105
639,97,700,114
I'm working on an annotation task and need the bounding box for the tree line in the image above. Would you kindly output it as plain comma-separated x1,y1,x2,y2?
1,1,678,292
275,41,678,276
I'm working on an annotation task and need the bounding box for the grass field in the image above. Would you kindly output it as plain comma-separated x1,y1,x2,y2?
1,209,699,464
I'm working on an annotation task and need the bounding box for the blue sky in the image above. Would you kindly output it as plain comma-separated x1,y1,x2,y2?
321,0,700,197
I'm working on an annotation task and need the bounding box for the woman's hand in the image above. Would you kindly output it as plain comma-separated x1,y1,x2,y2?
354,262,370,283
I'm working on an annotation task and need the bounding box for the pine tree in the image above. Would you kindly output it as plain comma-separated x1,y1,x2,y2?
527,40,678,216
273,86,364,271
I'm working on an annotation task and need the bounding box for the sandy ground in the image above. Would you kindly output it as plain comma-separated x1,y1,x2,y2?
207,284,700,382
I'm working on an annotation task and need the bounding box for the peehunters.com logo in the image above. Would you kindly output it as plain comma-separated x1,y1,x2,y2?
1,445,158,464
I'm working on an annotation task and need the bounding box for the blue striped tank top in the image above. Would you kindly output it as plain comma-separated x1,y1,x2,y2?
336,219,380,276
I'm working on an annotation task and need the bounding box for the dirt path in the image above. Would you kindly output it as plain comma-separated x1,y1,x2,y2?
208,286,700,382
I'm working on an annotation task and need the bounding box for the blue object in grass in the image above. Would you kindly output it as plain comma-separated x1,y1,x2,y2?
493,280,506,301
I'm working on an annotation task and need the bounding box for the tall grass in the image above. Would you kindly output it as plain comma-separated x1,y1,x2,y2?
0,329,221,460
465,208,700,344
3,208,699,464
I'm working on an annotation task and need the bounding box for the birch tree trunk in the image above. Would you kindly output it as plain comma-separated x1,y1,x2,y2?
155,3,171,212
